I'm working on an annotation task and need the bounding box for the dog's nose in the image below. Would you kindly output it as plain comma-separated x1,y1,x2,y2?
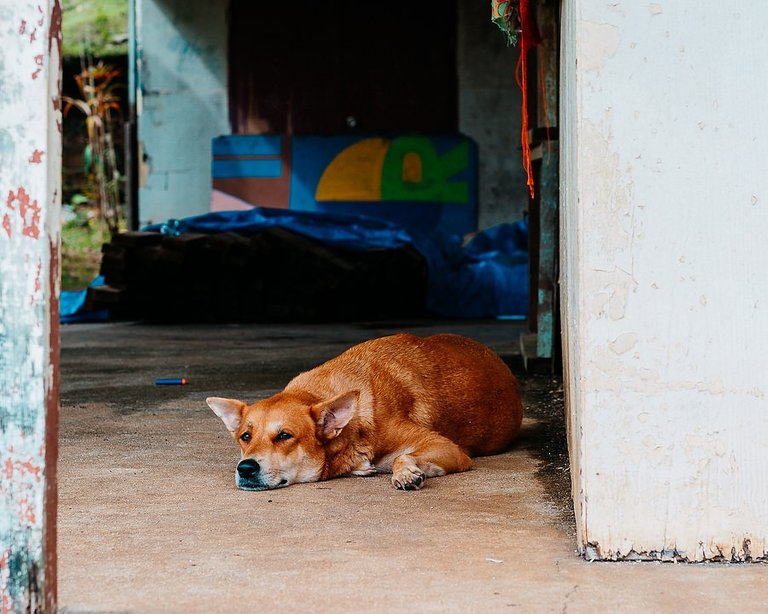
237,459,260,479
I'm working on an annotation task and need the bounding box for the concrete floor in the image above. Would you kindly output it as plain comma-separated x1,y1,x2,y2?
58,320,768,613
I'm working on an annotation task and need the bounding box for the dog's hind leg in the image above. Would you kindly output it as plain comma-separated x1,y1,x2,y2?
391,430,472,491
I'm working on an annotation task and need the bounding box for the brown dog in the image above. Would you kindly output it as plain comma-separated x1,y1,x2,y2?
207,333,523,491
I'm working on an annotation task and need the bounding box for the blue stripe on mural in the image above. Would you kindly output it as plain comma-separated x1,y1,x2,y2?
212,135,283,156
212,159,283,179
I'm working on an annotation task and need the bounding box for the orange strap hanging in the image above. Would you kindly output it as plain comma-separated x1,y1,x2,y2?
515,0,542,199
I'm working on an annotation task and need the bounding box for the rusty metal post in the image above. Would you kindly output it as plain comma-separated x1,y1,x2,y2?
0,1,62,611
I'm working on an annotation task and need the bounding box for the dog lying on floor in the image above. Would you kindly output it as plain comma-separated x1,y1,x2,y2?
207,333,523,491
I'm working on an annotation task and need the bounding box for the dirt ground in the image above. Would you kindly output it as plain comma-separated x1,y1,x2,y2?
58,320,767,613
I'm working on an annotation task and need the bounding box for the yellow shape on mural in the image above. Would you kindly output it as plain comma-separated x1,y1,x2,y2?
315,138,389,201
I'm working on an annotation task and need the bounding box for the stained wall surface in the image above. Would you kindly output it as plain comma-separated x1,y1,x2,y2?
136,0,229,227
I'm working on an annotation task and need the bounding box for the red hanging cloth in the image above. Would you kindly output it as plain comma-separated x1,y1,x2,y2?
515,0,542,199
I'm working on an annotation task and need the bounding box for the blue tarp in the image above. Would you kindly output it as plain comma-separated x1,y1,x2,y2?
60,276,110,324
434,221,529,319
144,207,528,319
144,207,413,251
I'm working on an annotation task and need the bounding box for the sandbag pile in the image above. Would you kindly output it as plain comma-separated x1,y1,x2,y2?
88,227,428,322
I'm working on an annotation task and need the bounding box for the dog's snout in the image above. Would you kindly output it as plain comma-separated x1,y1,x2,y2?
237,459,260,478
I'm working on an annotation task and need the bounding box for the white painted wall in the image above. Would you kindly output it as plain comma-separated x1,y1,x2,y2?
136,0,229,227
561,1,768,561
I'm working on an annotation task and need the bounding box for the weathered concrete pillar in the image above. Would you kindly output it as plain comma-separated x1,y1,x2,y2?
561,0,768,561
0,1,62,610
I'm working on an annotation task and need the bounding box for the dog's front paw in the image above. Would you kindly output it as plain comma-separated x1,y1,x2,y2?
392,464,426,491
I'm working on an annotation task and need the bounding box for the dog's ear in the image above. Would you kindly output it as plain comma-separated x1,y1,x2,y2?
311,390,359,441
206,397,246,433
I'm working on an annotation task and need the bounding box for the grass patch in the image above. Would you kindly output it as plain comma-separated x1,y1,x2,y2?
61,220,108,290
62,0,128,57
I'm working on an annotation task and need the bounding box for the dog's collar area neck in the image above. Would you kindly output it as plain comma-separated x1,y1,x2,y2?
322,435,368,481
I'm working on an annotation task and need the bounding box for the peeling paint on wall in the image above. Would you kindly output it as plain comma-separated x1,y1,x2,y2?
5,187,42,240
577,20,621,72
608,332,637,355
585,537,766,563
584,267,637,322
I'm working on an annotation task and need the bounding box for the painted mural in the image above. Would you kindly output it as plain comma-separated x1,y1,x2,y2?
211,134,478,237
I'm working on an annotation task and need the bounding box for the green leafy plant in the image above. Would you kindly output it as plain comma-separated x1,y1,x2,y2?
63,60,124,236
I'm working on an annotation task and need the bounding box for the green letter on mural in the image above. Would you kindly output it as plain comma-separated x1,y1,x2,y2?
381,137,469,203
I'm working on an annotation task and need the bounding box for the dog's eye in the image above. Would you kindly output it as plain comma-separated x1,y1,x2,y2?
240,432,252,443
275,431,292,442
